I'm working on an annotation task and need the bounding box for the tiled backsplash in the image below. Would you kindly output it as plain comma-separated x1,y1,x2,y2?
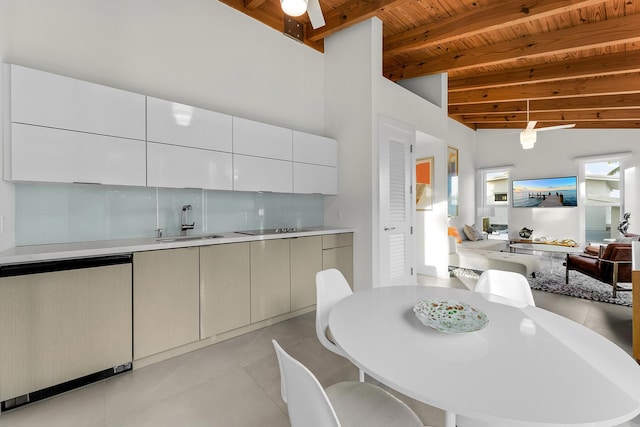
15,183,324,246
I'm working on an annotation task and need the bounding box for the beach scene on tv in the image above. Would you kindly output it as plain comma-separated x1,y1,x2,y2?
512,176,578,207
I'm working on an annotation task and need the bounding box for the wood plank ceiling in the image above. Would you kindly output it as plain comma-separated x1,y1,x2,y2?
220,0,640,130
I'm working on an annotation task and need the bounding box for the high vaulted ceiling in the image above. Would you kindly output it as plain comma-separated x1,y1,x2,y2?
219,0,640,130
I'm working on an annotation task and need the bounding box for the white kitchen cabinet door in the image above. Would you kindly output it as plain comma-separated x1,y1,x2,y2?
10,123,146,186
233,154,293,193
232,117,292,160
7,64,145,140
147,142,233,190
146,97,232,152
293,131,337,167
293,163,337,195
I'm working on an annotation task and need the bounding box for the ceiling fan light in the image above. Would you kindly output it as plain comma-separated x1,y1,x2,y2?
281,0,308,17
520,130,536,149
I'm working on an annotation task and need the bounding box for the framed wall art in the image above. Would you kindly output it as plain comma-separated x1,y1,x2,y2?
416,157,433,211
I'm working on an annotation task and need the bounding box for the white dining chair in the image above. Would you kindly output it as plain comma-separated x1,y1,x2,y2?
272,339,426,427
315,268,365,381
472,269,536,307
459,269,536,427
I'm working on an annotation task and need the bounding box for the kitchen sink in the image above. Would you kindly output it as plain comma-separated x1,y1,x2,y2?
156,234,224,243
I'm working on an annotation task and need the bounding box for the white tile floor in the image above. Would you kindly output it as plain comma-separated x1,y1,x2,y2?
0,274,637,427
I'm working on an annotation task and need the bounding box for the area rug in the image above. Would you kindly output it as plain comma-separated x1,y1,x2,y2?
530,263,632,307
451,265,633,307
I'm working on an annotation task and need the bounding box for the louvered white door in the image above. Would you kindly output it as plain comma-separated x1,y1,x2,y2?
378,117,415,286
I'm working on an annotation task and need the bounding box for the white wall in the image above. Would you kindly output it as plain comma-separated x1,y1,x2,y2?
476,128,640,242
323,21,376,291
447,119,477,232
0,0,325,251
324,18,457,288
415,132,447,277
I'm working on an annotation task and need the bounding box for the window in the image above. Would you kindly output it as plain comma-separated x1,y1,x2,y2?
584,160,621,242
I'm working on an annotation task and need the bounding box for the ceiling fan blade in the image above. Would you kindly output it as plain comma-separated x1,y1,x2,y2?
535,124,576,132
307,0,325,29
525,120,537,131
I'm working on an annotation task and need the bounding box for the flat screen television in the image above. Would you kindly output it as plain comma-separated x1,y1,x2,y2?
512,176,577,207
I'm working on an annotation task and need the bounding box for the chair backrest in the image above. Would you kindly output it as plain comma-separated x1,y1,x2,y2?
600,243,632,261
315,269,353,355
272,340,341,427
474,269,535,307
599,243,633,282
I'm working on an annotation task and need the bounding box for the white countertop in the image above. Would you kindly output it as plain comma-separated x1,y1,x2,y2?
0,227,354,266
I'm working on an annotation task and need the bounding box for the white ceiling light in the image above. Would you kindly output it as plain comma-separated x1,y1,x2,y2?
281,0,308,17
520,129,536,149
518,99,575,149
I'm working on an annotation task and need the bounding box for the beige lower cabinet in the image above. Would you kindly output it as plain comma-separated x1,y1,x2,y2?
200,242,251,337
133,247,200,360
322,233,354,287
0,263,132,402
290,236,323,311
250,239,291,322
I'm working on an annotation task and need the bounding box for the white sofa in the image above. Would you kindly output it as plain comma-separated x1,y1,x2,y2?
448,236,539,277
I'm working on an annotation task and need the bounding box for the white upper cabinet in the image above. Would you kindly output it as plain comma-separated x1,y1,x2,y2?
232,117,292,160
293,163,337,195
147,142,232,190
3,64,338,194
4,64,146,185
146,97,232,152
293,131,337,167
7,64,145,140
11,123,146,186
233,154,293,193
292,131,337,195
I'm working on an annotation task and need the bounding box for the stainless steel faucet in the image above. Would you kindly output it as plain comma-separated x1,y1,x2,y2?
181,205,195,235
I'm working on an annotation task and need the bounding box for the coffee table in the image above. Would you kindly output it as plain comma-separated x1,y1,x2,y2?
509,242,583,254
510,242,583,271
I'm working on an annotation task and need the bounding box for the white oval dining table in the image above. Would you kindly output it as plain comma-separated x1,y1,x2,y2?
328,285,640,427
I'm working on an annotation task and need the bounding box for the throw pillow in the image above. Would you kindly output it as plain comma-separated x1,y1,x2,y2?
448,227,462,243
463,224,484,241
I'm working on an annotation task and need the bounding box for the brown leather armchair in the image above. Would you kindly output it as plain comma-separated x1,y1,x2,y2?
566,243,633,298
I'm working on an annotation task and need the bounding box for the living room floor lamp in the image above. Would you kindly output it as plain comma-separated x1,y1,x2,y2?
478,207,496,232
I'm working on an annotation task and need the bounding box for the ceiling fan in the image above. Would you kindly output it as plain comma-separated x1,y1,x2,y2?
281,0,325,29
520,99,575,149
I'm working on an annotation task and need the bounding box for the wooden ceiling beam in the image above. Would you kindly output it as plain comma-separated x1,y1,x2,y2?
448,73,640,105
383,0,603,56
449,94,640,115
448,51,640,92
475,121,640,129
305,0,408,42
384,13,640,80
244,0,268,10
462,109,640,123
